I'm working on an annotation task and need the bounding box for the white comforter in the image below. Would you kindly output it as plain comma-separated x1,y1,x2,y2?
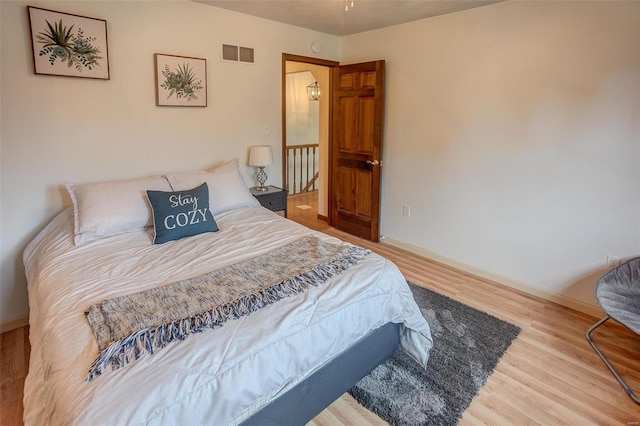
23,206,432,425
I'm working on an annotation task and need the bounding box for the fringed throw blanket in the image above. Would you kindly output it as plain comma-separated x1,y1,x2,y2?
85,236,370,381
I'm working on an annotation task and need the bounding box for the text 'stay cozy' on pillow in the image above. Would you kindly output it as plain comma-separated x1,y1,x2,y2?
146,182,218,244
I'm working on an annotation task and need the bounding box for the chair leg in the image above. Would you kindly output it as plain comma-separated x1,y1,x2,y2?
586,316,640,404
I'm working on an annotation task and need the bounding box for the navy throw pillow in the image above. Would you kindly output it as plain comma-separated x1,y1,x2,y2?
146,182,218,244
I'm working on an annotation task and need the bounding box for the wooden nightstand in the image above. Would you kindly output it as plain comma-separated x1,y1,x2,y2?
250,185,288,218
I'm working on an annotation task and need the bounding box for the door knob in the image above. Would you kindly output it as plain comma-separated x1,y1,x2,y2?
366,160,380,166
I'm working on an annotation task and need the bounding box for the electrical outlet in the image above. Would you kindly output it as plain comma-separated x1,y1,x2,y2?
606,255,621,269
402,204,410,217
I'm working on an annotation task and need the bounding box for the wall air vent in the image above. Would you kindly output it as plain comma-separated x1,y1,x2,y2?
222,44,255,64
239,47,254,63
222,44,238,62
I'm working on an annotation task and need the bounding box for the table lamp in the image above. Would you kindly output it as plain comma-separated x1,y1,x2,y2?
248,145,274,191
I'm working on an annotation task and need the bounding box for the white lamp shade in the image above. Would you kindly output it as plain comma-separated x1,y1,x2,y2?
248,145,274,167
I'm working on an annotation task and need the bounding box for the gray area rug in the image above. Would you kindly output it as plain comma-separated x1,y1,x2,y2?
348,282,521,425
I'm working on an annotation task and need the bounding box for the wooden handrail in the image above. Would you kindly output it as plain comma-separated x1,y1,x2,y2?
302,173,319,193
286,144,319,195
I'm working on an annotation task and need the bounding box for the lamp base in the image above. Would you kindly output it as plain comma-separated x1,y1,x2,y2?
253,186,269,192
254,166,268,191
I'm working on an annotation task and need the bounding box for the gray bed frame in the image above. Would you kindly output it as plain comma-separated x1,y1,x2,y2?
241,322,401,425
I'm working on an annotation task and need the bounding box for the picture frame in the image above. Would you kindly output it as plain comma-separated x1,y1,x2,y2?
27,6,110,80
154,54,207,107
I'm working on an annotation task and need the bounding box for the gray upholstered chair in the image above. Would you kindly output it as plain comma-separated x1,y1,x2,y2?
586,256,640,404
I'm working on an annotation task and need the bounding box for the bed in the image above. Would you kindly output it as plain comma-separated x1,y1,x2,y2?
22,159,433,425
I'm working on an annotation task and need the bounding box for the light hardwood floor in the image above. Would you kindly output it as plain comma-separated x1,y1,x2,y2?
289,192,640,425
1,193,638,425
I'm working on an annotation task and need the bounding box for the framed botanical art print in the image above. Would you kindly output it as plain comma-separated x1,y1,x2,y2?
27,6,110,80
154,54,207,107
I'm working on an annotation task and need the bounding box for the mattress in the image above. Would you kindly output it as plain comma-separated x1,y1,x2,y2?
23,206,433,425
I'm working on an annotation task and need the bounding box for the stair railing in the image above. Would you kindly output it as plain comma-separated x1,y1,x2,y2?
286,143,319,195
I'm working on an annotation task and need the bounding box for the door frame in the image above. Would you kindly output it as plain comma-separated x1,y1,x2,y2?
281,53,339,223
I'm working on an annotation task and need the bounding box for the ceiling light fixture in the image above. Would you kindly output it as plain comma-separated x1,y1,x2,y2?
343,0,354,11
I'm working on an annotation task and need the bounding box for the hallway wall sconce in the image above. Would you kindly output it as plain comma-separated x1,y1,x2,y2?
306,81,320,101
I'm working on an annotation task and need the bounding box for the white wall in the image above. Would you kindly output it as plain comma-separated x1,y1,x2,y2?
286,71,320,147
342,1,640,311
0,0,340,325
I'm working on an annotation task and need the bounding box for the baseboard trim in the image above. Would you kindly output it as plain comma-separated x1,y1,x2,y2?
0,315,29,334
317,214,328,222
382,237,603,319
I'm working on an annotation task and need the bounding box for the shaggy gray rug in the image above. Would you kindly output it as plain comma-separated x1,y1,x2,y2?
348,282,521,425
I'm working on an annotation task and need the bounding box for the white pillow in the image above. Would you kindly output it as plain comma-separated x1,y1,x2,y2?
165,158,259,217
67,175,172,246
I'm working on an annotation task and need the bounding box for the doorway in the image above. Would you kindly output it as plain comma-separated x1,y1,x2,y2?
282,54,338,222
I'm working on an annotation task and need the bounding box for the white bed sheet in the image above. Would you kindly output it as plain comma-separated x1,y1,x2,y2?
23,206,432,425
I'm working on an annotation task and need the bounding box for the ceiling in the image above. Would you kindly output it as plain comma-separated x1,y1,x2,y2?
193,0,503,36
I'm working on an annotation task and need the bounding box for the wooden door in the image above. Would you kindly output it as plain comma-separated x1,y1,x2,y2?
330,60,385,241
